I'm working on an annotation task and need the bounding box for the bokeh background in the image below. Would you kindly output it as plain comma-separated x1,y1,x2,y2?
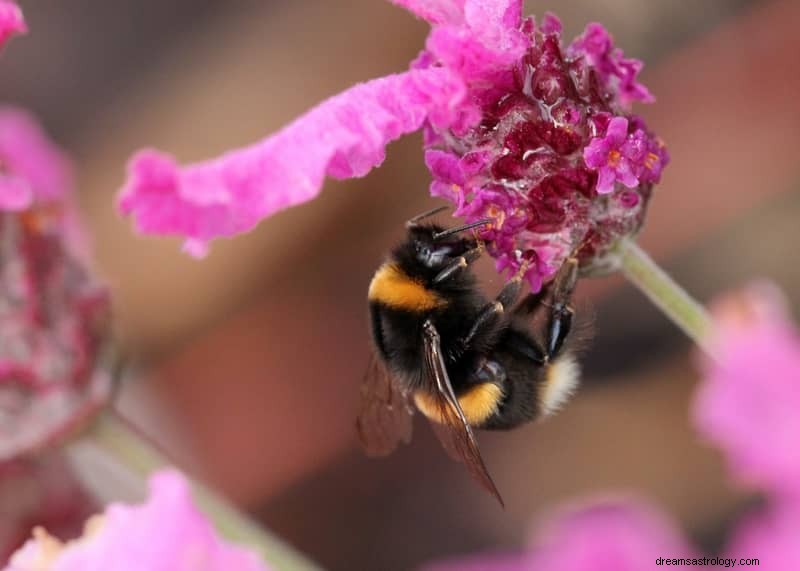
2,0,799,569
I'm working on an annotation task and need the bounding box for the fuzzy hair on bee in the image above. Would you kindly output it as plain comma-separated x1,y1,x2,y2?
357,206,583,505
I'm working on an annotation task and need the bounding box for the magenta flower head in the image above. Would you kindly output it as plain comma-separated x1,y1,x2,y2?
422,498,696,571
0,0,25,50
0,107,112,461
4,470,271,571
693,282,800,499
118,0,667,289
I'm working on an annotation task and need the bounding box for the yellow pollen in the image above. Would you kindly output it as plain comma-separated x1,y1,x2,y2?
486,206,505,229
607,149,622,167
644,152,659,170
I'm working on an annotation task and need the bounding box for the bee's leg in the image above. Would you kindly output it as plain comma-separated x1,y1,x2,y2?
456,261,530,352
432,244,484,284
544,258,578,359
512,288,548,317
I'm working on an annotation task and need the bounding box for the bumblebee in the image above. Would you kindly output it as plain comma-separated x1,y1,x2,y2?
357,206,582,505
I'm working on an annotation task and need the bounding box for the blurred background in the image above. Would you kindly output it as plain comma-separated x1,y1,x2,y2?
2,0,799,569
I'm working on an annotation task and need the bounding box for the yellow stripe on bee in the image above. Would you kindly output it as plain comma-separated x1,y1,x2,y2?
368,263,446,312
414,383,504,426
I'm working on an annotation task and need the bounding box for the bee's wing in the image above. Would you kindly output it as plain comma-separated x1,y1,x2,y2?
356,352,414,457
421,320,504,507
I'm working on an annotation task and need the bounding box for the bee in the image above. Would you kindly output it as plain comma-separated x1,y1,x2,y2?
357,206,582,505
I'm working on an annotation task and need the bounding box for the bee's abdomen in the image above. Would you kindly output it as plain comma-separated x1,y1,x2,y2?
368,263,446,313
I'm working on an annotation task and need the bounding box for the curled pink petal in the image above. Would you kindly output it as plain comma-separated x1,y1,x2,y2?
118,68,469,255
693,282,800,498
0,0,26,49
5,470,270,571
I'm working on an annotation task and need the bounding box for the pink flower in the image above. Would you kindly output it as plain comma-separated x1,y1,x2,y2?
118,0,668,289
422,498,699,571
568,23,653,107
0,110,111,461
0,0,25,50
0,108,73,213
693,282,800,499
582,116,668,194
4,470,271,571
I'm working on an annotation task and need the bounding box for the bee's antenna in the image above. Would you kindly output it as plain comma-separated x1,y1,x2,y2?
433,219,491,241
406,205,449,228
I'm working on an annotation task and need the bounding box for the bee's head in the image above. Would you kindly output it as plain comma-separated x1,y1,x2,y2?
406,219,490,269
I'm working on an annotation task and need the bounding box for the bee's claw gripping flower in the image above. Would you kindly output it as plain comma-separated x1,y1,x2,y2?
4,470,272,571
693,282,800,498
118,0,668,290
0,0,25,50
0,108,112,461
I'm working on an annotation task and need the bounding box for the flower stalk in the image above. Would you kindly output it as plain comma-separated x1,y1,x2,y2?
618,239,716,356
65,410,321,571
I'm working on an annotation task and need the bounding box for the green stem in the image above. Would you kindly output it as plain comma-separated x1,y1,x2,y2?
618,239,716,357
65,410,322,571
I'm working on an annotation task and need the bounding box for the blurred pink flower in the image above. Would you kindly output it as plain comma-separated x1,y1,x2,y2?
4,470,271,571
693,282,800,497
0,1,25,50
422,498,699,571
0,108,72,213
0,108,111,461
118,0,667,290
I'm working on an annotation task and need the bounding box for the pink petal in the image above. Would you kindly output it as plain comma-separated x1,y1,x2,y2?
693,282,800,498
616,160,639,188
583,138,609,169
6,470,270,571
0,173,32,210
421,0,527,83
388,0,466,25
118,68,469,254
0,0,26,49
605,116,629,145
595,167,616,194
424,149,465,185
539,12,563,35
0,107,73,209
463,0,523,52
